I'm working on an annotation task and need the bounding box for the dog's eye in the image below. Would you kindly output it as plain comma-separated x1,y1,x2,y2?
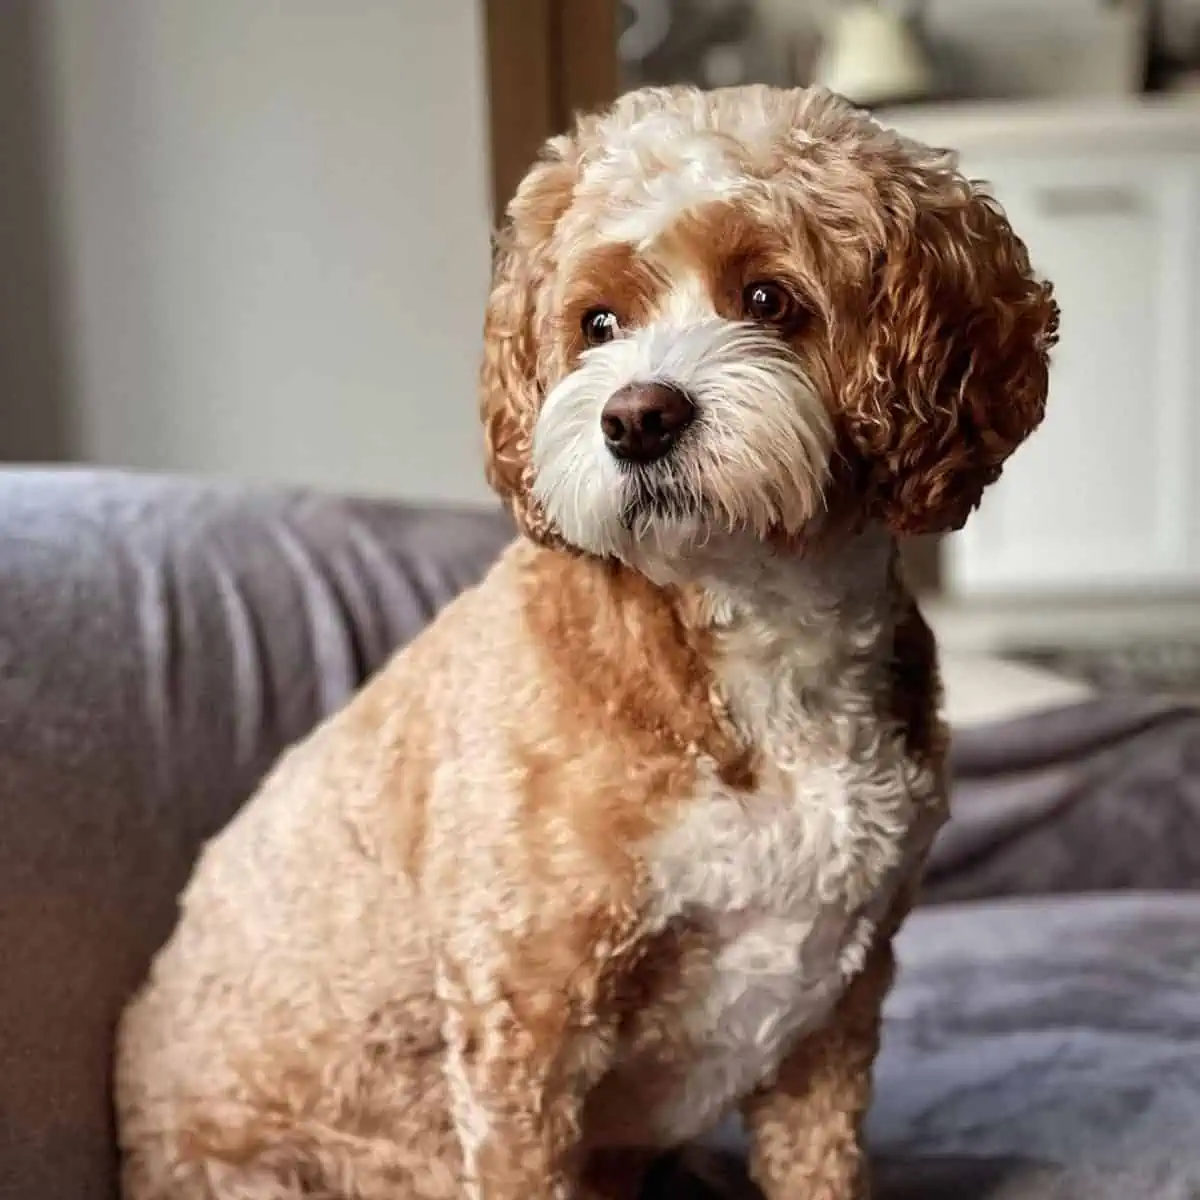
743,281,794,325
582,308,620,346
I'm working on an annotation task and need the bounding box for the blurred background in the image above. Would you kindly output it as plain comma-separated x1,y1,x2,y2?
3,0,1200,691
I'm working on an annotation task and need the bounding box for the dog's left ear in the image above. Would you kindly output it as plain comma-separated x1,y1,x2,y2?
841,172,1059,535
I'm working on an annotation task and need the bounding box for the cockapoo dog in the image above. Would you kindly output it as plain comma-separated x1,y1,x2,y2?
117,85,1057,1200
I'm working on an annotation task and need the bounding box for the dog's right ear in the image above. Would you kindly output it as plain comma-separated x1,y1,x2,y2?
481,138,579,542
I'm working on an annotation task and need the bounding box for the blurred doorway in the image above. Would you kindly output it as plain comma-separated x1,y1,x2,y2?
483,0,619,215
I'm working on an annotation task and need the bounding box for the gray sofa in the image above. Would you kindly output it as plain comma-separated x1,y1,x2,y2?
2,469,1198,1200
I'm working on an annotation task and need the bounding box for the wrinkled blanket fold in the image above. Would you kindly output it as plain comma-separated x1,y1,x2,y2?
927,697,1200,903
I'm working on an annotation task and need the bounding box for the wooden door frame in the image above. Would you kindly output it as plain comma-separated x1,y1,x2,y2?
482,0,619,217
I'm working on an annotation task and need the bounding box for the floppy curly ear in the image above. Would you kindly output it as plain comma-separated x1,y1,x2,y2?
480,138,579,541
844,174,1059,535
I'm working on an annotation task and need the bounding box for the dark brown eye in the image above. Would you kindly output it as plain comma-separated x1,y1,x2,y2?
743,280,794,325
582,308,620,346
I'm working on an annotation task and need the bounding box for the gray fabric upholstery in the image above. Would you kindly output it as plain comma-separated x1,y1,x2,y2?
927,698,1200,903
0,469,512,1199
2,468,1199,1200
875,893,1200,1194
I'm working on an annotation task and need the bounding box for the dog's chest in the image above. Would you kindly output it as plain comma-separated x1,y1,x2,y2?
592,711,929,1147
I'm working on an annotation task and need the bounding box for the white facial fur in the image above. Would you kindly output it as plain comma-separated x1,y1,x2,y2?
595,126,751,249
530,275,834,574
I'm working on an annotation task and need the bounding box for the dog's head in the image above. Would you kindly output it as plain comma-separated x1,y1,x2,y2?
481,86,1058,572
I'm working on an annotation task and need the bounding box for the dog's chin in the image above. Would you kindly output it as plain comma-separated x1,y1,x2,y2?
614,475,710,580
617,470,707,534
539,453,827,584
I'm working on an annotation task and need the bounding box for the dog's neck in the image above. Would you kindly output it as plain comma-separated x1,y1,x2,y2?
685,525,900,748
518,524,905,770
692,523,895,630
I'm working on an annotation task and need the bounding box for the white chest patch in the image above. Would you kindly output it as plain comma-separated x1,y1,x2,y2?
593,556,945,1148
578,533,949,1152
617,747,934,1145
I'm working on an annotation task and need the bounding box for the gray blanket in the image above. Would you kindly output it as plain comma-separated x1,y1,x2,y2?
874,892,1200,1198
930,697,1200,903
877,699,1200,1199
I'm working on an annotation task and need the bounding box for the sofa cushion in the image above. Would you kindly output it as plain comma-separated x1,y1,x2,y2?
927,697,1200,903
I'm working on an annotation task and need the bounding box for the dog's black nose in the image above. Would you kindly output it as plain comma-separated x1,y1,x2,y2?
600,382,695,463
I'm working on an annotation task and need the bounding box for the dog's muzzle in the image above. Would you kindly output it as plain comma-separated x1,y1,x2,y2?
531,317,833,560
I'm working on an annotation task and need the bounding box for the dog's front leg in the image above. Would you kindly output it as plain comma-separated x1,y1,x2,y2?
739,940,895,1200
441,994,588,1199
438,947,621,1200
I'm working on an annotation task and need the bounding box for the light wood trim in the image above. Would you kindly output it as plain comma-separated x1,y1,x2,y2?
482,0,618,217
554,0,619,131
483,0,555,219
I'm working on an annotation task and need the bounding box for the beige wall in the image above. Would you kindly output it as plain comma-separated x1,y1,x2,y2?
29,0,493,501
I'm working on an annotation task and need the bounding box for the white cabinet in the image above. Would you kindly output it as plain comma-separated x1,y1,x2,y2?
950,152,1200,594
886,101,1200,598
